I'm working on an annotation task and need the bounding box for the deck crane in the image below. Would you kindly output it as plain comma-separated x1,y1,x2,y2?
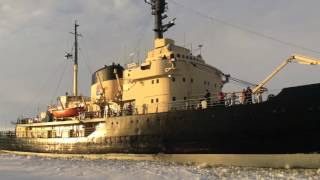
252,54,320,94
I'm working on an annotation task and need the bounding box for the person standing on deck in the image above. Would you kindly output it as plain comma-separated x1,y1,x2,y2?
218,91,225,105
239,89,246,104
245,87,253,104
204,89,211,105
230,92,237,105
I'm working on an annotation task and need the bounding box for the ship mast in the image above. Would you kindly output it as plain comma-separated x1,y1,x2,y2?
145,0,176,40
71,21,81,96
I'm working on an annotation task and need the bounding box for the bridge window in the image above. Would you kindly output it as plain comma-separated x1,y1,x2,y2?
151,99,154,103
152,80,154,84
156,79,159,83
141,65,151,70
156,98,159,103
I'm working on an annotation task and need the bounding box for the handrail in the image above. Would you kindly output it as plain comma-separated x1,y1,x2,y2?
17,91,271,125
0,131,16,137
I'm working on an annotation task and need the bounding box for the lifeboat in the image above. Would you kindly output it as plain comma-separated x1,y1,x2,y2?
51,107,85,118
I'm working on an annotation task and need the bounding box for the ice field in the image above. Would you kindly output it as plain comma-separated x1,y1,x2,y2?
0,153,319,180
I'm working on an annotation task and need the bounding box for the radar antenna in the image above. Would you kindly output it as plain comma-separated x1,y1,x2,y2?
144,0,176,39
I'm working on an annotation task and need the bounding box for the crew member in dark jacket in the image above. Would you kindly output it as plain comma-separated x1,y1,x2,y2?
204,90,211,105
245,87,253,104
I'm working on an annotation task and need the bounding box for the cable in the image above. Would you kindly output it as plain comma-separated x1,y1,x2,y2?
20,59,67,117
228,76,258,87
50,61,69,103
80,38,94,75
168,0,320,54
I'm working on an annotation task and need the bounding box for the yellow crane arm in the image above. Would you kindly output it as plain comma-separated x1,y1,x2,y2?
252,54,320,94
252,60,289,94
113,69,123,95
290,54,320,65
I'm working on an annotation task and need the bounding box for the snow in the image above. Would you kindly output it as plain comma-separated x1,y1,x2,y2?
0,153,319,180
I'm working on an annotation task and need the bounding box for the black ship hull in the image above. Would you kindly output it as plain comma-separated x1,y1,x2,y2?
1,83,320,154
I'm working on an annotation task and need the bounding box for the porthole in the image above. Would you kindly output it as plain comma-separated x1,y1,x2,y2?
172,77,176,82
182,55,185,58
177,54,181,58
151,99,154,103
156,79,159,83
182,77,186,82
151,80,154,84
191,78,194,83
156,98,159,103
172,97,176,101
184,97,187,100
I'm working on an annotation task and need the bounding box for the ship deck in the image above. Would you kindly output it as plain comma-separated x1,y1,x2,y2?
16,118,105,127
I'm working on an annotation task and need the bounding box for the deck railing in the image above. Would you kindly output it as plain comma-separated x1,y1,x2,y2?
114,91,272,117
16,91,275,124
0,131,16,137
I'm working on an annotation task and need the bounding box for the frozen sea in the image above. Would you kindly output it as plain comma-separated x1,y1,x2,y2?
0,153,319,180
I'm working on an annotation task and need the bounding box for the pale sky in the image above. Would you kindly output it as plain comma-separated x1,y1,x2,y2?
1,0,320,128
